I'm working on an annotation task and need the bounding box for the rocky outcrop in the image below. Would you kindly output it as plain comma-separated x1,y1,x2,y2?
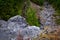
7,15,28,33
0,15,41,40
19,26,41,39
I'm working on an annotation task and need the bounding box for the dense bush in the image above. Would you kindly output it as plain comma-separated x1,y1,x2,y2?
26,7,40,26
47,0,60,10
30,0,44,6
0,0,24,20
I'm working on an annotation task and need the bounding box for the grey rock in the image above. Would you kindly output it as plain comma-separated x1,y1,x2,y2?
0,15,29,40
0,20,7,28
8,15,28,28
7,15,28,40
20,26,41,39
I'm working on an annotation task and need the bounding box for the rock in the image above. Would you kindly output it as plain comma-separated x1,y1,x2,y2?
0,21,17,40
19,26,41,39
0,20,8,32
0,15,29,40
0,20,7,28
8,15,28,28
0,15,42,40
0,20,11,40
0,32,10,40
7,15,28,40
7,15,28,33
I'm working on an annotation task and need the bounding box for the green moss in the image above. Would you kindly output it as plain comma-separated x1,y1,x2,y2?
26,7,40,26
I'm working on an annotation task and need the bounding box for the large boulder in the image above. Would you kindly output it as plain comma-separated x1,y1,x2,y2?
19,26,41,40
0,15,29,40
7,15,28,40
0,20,9,40
0,15,41,40
8,15,28,28
7,15,28,32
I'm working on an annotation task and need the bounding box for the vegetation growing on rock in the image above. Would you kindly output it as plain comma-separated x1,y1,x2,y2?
26,7,40,26
0,0,40,26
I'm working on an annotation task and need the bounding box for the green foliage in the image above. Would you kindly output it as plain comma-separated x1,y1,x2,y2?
55,19,60,25
47,0,60,10
30,0,44,6
53,10,60,16
26,7,40,26
0,0,24,20
53,10,60,25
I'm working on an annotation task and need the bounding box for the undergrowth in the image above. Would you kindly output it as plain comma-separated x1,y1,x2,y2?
0,0,24,20
26,7,40,26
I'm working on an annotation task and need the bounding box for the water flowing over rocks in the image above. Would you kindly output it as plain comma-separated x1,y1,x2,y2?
0,15,41,40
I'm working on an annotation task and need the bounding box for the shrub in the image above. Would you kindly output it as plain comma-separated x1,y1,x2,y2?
0,0,24,20
26,7,40,26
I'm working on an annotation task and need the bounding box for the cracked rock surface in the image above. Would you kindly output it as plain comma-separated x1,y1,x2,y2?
0,15,41,40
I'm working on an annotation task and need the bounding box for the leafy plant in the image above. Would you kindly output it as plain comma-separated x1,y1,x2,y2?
26,7,40,26
0,0,24,20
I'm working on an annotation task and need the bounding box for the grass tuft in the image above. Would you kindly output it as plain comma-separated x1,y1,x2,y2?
26,7,40,26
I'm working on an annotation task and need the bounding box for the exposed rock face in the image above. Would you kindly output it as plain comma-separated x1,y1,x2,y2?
7,15,28,33
0,15,41,40
0,20,7,28
19,26,41,39
0,15,28,40
8,15,28,28
7,15,29,40
0,20,9,40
